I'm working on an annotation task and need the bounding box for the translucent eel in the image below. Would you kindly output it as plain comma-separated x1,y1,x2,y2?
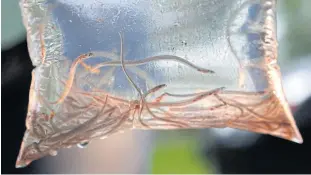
50,52,100,104
91,51,158,88
91,54,214,74
78,51,157,90
53,47,214,107
119,32,195,128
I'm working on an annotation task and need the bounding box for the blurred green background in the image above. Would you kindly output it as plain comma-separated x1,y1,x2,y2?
1,0,25,50
278,0,311,62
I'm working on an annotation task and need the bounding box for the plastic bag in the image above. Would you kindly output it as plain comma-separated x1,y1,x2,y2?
16,0,302,168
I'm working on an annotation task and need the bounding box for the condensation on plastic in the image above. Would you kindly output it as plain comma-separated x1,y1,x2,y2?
16,0,302,168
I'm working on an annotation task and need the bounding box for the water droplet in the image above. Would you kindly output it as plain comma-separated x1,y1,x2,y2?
49,150,58,156
16,163,28,168
100,136,107,140
77,141,89,148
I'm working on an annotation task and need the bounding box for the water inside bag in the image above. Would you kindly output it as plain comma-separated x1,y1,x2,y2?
16,0,302,168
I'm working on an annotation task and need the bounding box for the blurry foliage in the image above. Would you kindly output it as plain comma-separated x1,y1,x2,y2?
1,0,26,50
151,140,213,174
279,0,311,60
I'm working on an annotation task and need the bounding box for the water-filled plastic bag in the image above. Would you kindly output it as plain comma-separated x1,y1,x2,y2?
16,0,302,168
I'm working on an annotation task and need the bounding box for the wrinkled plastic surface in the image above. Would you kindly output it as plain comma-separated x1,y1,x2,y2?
17,0,302,168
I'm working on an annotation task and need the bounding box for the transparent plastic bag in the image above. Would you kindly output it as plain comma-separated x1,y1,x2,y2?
16,0,302,168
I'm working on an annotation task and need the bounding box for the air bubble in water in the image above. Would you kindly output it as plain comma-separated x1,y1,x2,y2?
77,141,89,148
100,136,108,140
49,150,58,156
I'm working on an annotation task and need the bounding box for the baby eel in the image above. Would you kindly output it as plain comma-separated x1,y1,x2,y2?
118,32,190,128
53,42,214,105
149,87,225,108
91,55,214,74
51,53,98,104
